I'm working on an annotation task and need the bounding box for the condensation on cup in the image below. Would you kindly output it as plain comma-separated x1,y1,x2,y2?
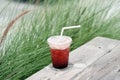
47,36,72,69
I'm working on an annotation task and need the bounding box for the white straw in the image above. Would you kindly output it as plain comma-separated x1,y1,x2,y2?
60,25,81,36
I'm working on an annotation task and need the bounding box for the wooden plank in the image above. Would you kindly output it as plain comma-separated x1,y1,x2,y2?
73,43,120,80
26,37,120,80
102,69,120,80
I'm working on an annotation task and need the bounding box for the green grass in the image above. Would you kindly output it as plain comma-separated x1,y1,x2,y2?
0,0,120,79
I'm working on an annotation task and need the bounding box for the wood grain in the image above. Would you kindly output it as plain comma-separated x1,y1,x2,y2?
73,43,120,80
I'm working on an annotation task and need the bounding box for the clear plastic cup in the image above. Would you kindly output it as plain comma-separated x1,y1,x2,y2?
47,36,72,69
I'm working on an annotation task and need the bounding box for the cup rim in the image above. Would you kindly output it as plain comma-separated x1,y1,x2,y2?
47,35,72,45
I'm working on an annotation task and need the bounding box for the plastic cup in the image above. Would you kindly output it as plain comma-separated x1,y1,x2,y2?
47,36,72,69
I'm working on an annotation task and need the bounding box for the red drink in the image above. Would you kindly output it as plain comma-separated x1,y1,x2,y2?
50,48,69,69
47,36,72,69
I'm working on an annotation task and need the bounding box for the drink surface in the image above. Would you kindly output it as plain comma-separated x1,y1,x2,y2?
50,48,69,69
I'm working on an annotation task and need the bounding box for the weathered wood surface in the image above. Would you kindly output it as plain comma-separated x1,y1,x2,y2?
74,43,120,80
26,37,120,80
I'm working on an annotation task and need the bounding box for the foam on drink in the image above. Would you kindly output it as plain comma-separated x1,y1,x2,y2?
47,36,72,50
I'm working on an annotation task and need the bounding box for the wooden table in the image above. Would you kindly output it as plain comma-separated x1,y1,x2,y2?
26,37,120,80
